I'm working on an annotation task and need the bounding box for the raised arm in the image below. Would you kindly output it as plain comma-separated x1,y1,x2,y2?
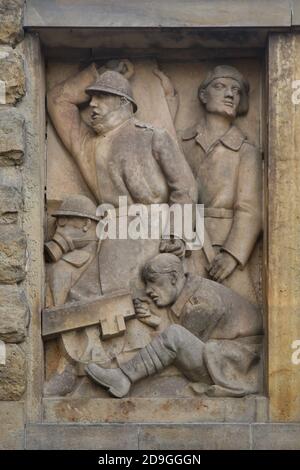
47,63,98,160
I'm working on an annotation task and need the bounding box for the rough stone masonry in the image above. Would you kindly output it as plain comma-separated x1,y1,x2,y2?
0,0,28,412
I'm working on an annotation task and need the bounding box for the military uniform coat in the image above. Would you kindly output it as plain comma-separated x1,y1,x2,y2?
180,122,262,302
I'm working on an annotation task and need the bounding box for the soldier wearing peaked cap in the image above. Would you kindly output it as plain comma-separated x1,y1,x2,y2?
180,65,262,303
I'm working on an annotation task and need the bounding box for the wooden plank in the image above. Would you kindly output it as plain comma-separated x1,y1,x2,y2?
25,0,292,28
267,33,300,421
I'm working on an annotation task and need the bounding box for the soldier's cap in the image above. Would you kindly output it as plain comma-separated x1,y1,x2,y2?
52,195,99,222
199,65,250,115
86,70,138,113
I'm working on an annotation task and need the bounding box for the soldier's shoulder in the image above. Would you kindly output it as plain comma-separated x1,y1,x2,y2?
242,138,258,149
241,138,261,157
179,124,198,141
191,277,227,306
133,119,155,132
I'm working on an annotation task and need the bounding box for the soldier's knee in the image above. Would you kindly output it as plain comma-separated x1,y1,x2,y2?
162,324,188,346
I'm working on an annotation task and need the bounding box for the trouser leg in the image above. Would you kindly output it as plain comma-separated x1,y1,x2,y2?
120,324,209,383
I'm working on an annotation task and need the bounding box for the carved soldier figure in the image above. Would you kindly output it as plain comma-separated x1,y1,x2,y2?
86,253,263,398
181,65,262,303
45,195,101,307
47,63,197,274
44,195,101,395
47,63,197,378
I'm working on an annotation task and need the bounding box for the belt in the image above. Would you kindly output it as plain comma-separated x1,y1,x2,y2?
103,204,169,219
204,208,233,219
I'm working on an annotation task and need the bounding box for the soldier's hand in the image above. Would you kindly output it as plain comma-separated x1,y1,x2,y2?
105,59,135,79
208,251,238,282
159,238,186,258
133,298,152,318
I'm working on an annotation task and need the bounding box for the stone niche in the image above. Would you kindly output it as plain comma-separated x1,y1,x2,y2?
41,29,266,424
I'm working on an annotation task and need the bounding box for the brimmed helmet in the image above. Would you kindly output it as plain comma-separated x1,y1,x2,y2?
86,70,137,113
52,195,99,221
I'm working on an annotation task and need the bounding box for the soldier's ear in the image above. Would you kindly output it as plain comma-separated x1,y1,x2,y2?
199,88,207,104
83,218,92,232
170,272,178,286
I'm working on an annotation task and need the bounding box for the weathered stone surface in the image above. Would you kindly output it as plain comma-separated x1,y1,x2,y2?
268,33,300,422
139,424,250,450
0,285,29,343
0,1,24,46
0,226,27,283
0,344,26,400
0,185,22,224
26,424,138,450
252,424,300,450
0,47,25,104
43,396,263,424
0,401,24,449
24,0,291,28
22,423,300,450
0,167,22,191
0,109,25,166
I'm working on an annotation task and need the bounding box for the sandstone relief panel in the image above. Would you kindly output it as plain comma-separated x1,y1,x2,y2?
42,58,263,401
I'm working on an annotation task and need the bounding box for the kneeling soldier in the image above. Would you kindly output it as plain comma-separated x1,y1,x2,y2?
85,253,263,398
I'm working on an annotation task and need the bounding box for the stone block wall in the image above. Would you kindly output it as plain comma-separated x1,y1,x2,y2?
0,0,28,449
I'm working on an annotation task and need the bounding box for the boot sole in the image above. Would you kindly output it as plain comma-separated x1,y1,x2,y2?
85,365,126,398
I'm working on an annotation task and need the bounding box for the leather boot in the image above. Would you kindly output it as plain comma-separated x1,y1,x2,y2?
86,335,175,398
85,362,131,398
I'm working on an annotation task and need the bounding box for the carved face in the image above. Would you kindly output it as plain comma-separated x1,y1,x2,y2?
89,93,122,132
200,77,241,120
45,216,96,263
145,273,178,307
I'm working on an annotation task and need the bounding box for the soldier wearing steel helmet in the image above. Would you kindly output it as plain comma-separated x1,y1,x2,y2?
47,63,197,367
45,195,101,306
47,63,197,260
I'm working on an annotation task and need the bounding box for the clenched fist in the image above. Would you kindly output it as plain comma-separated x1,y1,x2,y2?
208,251,238,282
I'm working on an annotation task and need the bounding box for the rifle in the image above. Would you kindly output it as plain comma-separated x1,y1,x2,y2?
42,290,136,341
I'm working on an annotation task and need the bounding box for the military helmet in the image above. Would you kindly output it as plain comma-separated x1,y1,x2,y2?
52,195,99,221
86,70,137,113
199,65,250,116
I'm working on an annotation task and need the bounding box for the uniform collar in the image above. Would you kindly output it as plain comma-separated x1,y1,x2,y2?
181,122,246,152
100,116,133,138
170,273,201,318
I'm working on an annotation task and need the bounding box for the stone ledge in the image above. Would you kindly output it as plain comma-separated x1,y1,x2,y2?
43,395,268,424
24,0,291,28
252,423,300,450
24,422,300,450
26,423,139,450
0,401,24,450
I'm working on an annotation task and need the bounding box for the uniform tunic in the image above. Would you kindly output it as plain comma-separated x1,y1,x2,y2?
181,122,262,302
